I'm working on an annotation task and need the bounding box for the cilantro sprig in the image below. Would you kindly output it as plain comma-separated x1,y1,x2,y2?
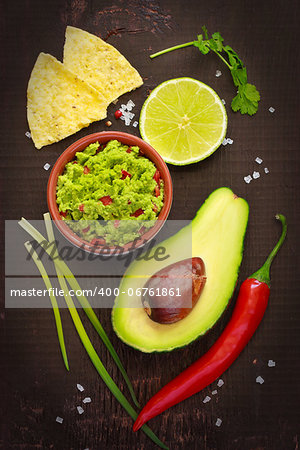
150,26,260,116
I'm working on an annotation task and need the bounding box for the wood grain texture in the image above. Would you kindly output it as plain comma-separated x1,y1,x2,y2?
0,0,299,449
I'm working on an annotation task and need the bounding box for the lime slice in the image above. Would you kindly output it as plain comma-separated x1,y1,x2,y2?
139,77,227,165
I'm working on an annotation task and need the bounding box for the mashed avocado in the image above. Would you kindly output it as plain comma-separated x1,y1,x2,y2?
56,140,164,245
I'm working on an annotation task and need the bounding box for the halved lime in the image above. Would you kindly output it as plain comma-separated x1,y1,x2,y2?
139,77,227,165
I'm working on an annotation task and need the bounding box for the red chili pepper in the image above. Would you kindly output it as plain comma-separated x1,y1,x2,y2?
99,196,113,205
73,161,78,164
60,211,68,217
154,186,160,197
114,110,122,119
82,225,90,233
90,237,106,246
153,169,161,184
131,208,144,217
121,169,131,180
114,220,120,228
78,204,85,212
133,214,287,431
153,204,158,214
83,166,90,174
126,147,132,153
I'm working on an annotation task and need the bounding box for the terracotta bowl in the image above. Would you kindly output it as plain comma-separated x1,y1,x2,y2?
47,131,173,255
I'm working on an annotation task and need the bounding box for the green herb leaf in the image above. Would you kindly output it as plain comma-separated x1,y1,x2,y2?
231,83,260,115
209,32,224,52
231,67,248,87
150,26,260,116
223,45,243,69
193,34,210,54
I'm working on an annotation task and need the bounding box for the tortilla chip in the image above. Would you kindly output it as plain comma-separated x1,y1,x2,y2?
27,53,108,149
63,26,143,104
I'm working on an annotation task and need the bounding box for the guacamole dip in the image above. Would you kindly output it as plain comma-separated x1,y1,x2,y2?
56,140,164,245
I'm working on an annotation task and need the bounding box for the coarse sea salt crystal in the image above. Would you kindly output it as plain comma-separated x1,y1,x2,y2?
222,138,228,146
120,115,131,126
43,163,50,171
212,390,217,395
255,157,263,164
244,175,252,184
269,106,275,113
77,383,84,392
264,167,269,174
127,112,135,120
121,104,127,110
56,416,63,424
127,99,135,108
25,131,31,139
83,397,91,404
268,359,276,367
203,395,211,403
253,171,260,179
217,379,224,387
215,418,222,427
215,70,222,77
256,375,264,384
77,406,84,414
221,99,226,105
132,121,138,127
226,138,233,144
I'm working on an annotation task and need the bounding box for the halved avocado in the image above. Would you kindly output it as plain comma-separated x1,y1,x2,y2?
112,187,249,352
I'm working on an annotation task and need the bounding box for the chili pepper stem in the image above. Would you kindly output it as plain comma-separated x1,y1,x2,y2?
249,214,287,287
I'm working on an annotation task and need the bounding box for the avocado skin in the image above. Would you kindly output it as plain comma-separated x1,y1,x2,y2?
112,187,249,353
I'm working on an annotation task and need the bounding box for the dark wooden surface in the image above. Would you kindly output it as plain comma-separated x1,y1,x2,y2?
1,0,299,449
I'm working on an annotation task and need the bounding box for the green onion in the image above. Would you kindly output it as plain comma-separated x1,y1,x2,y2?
19,215,140,409
22,241,69,371
23,238,168,449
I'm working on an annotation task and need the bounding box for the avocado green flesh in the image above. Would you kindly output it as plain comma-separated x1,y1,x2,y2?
112,187,249,352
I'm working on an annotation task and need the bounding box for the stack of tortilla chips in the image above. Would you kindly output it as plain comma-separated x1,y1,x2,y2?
27,26,143,149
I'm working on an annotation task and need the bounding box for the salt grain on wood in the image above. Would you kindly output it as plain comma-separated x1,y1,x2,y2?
217,379,224,387
56,416,63,424
212,390,218,395
256,376,264,384
77,383,84,392
83,397,92,404
43,163,50,171
215,70,222,77
25,131,31,139
203,395,211,403
226,138,233,144
255,157,263,164
215,418,222,427
253,171,260,179
269,107,275,113
132,121,138,127
264,167,269,174
222,138,228,146
268,359,276,367
244,175,252,184
77,406,84,414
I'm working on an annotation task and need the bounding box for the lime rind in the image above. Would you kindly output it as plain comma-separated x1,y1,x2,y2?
139,77,227,165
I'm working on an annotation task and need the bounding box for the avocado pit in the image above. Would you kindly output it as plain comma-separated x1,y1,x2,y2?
142,257,206,324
